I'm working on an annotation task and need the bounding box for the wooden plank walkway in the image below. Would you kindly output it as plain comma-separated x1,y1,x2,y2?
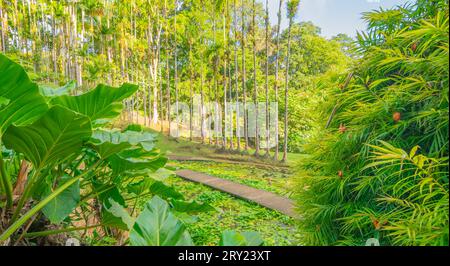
175,169,297,218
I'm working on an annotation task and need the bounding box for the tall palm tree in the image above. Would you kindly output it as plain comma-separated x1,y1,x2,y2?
233,0,240,152
273,0,284,160
146,0,163,127
0,2,6,52
225,0,234,151
173,0,179,139
187,23,195,141
252,0,259,156
222,0,229,150
264,0,270,157
241,0,248,151
200,5,207,145
164,0,171,137
200,44,206,145
213,2,220,147
282,0,300,163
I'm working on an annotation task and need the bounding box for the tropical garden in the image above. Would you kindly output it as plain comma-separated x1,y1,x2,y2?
0,0,448,246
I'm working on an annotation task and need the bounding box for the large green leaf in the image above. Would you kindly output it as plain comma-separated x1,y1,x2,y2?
90,128,157,158
127,178,184,200
170,199,215,214
148,168,175,181
124,124,143,132
2,106,92,169
219,230,264,246
0,54,48,135
51,83,138,126
129,196,194,246
105,199,135,230
41,175,80,224
108,148,167,176
96,184,130,231
39,81,76,98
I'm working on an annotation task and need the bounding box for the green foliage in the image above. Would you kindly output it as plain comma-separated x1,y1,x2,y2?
286,0,300,20
277,22,350,152
91,128,157,155
107,149,167,175
105,199,135,230
219,230,264,246
363,142,448,245
3,106,92,169
0,54,48,134
51,83,138,126
0,54,170,244
127,179,184,200
39,81,77,98
129,196,194,246
0,97,9,108
170,199,216,214
296,2,449,246
41,175,80,224
1,54,239,246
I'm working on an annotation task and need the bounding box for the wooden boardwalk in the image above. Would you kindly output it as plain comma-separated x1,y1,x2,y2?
175,169,297,218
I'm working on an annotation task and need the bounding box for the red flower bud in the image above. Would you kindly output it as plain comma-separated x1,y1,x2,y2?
393,112,401,122
339,123,347,133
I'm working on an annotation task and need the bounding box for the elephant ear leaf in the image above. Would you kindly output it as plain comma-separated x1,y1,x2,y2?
2,106,92,170
127,178,184,200
105,199,135,230
90,128,157,159
129,196,194,246
39,80,76,98
219,230,264,246
0,54,48,135
241,231,264,246
94,183,130,230
50,83,138,126
170,199,215,214
41,175,80,224
107,148,167,176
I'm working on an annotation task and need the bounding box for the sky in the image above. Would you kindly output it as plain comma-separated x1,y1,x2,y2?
257,0,411,38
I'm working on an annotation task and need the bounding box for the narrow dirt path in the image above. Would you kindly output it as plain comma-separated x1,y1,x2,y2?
175,169,297,218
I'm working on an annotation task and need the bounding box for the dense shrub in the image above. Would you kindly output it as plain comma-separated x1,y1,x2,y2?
296,0,449,246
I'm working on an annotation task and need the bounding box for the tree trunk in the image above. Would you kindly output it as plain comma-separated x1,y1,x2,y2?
227,1,234,151
282,17,293,163
233,0,240,152
213,16,220,147
165,16,171,137
173,1,179,138
252,0,259,156
222,12,228,149
189,43,194,141
0,3,5,52
241,0,248,151
264,0,270,157
200,65,205,144
273,0,283,160
228,54,233,151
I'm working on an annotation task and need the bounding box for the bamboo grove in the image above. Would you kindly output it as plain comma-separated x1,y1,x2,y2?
0,0,303,162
